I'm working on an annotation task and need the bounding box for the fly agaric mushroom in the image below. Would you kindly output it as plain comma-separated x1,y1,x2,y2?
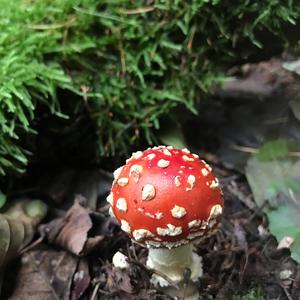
107,146,224,299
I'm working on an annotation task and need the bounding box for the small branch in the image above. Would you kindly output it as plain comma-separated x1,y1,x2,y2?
231,144,258,154
278,280,294,300
19,235,44,255
288,151,300,157
244,200,268,225
91,282,101,300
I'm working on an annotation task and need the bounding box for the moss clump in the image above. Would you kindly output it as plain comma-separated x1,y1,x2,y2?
1,0,299,176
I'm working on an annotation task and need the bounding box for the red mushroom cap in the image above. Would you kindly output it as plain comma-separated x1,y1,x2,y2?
108,146,224,249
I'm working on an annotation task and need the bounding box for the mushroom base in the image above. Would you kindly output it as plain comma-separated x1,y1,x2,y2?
146,244,202,299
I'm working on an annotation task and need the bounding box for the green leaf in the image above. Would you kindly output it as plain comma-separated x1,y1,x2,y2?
257,139,290,161
246,156,300,262
266,178,300,199
245,156,300,207
268,205,300,262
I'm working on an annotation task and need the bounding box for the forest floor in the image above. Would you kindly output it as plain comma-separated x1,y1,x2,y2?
1,158,299,300
2,57,300,300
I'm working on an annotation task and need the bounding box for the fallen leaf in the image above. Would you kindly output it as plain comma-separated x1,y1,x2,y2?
9,246,78,300
99,265,135,295
268,206,300,262
70,259,91,300
41,196,113,256
245,156,300,262
0,199,47,271
245,157,300,206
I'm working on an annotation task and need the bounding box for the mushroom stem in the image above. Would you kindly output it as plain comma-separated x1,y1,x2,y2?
147,244,202,299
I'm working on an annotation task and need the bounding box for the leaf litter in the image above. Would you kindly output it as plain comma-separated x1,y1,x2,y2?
1,164,299,300
40,196,112,256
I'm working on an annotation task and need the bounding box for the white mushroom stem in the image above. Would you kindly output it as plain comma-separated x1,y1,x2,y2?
146,244,202,300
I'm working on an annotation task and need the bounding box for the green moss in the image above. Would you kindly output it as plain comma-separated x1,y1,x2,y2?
0,0,299,175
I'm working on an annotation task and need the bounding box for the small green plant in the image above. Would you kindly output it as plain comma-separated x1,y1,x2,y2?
233,288,265,300
1,0,299,176
257,139,291,161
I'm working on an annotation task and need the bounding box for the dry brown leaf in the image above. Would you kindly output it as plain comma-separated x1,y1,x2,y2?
9,246,78,300
100,265,135,295
70,259,91,300
41,196,113,256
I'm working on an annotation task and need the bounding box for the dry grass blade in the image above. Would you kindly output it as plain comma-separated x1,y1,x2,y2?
117,6,155,15
231,144,300,158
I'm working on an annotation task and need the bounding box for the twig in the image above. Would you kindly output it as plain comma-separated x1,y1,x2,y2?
239,249,249,285
288,151,300,157
278,281,294,300
244,200,268,225
231,144,258,154
91,282,101,300
115,120,136,139
19,235,44,255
